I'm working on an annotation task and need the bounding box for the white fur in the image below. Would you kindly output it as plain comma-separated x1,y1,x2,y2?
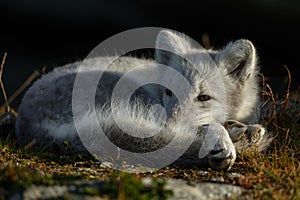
15,30,271,170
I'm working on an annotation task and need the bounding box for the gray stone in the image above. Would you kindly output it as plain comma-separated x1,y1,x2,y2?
164,179,243,200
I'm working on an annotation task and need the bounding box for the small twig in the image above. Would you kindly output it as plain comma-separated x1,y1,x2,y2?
266,84,276,104
271,121,288,132
12,71,38,105
265,83,280,133
259,73,266,103
281,65,291,105
0,70,40,111
0,52,10,112
0,53,7,80
259,73,267,122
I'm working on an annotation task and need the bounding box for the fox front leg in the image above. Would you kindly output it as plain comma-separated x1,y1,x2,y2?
224,120,248,143
224,120,267,152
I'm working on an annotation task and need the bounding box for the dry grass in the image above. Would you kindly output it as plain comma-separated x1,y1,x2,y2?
230,69,300,199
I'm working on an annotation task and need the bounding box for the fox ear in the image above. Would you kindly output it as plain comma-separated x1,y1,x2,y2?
155,30,191,65
216,39,258,83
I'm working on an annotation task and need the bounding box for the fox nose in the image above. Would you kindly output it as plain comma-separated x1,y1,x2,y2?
208,152,234,170
210,149,225,155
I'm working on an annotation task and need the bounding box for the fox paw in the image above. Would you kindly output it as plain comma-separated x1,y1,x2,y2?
207,142,236,171
224,120,266,152
200,123,236,170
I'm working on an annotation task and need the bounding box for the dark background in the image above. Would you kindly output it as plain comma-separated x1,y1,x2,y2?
0,0,299,108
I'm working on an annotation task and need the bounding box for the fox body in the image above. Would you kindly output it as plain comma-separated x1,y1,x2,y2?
16,30,270,170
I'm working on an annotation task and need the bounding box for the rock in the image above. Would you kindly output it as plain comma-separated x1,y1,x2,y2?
23,185,69,200
227,172,245,179
210,176,225,183
164,178,243,200
197,171,210,176
99,161,114,168
22,183,105,200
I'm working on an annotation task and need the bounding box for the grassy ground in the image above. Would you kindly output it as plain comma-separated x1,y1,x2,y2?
0,53,299,199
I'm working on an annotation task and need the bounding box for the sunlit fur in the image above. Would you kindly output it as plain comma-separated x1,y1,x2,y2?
16,30,271,170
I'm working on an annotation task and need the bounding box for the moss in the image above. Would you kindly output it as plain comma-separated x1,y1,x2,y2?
103,172,172,200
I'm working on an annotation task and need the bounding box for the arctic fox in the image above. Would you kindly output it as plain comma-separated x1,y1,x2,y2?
16,30,271,171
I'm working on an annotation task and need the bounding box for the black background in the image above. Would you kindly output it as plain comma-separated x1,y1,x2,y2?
0,0,299,108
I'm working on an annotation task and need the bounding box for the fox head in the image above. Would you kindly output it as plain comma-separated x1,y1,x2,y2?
155,30,260,124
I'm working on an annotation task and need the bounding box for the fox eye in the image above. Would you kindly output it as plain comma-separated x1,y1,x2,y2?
165,89,173,97
197,95,211,101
